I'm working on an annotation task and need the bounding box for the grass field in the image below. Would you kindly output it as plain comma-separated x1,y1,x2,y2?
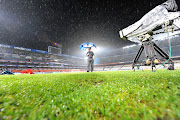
0,70,180,120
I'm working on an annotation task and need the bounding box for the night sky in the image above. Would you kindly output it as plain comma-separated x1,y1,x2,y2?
0,0,180,55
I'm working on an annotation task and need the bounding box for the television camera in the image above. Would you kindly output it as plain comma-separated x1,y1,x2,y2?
119,0,180,71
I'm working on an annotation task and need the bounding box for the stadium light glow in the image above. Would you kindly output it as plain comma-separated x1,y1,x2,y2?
123,44,136,49
84,57,88,60
91,47,100,53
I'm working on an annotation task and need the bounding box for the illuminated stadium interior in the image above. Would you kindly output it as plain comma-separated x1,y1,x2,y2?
0,35,180,73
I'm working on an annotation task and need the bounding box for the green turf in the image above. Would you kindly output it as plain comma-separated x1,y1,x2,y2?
0,70,180,120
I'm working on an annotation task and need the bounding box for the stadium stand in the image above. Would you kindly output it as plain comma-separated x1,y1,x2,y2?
0,35,179,73
98,36,180,64
96,35,180,70
0,44,86,73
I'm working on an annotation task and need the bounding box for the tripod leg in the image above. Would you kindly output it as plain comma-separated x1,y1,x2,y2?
168,60,174,70
151,58,156,72
153,42,169,59
132,44,144,71
153,42,174,70
132,65,135,72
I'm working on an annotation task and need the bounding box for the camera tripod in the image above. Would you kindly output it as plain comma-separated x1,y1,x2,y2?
132,37,174,71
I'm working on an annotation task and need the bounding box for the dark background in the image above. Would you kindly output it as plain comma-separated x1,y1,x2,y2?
0,0,179,55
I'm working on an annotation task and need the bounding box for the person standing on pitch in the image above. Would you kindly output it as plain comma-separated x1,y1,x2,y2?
86,48,94,72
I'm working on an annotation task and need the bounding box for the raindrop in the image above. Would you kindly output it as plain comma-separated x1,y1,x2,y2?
137,9,139,13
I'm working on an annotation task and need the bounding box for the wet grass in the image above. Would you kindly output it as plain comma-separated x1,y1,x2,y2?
0,69,180,120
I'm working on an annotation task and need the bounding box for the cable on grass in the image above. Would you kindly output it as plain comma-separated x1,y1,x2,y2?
153,23,172,72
